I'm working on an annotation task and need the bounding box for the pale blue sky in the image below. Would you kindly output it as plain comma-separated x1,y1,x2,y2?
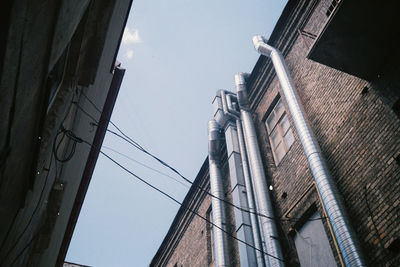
67,1,286,266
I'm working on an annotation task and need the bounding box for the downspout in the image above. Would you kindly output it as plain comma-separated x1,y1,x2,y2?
208,119,229,267
222,91,266,267
235,73,285,267
252,35,365,267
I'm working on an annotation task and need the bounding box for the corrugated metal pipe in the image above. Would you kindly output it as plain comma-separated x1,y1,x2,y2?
208,119,229,267
235,73,285,267
252,35,366,267
221,91,266,267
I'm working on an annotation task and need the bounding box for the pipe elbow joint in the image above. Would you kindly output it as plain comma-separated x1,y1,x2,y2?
208,119,223,161
234,73,250,109
252,35,274,57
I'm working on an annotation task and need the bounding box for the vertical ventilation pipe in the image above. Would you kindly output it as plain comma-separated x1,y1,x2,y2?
222,92,266,267
217,90,263,267
252,35,365,267
235,73,285,267
208,119,229,267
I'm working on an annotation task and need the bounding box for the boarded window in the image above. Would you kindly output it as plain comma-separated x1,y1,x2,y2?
294,212,337,267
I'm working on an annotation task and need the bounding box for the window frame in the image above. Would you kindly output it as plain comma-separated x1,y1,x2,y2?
264,98,295,165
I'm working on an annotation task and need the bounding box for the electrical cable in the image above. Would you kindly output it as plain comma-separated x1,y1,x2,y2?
80,139,286,263
7,88,313,264
53,126,83,163
0,151,55,266
1,93,76,266
0,208,19,258
9,114,286,263
102,145,189,189
9,226,43,267
76,92,327,223
85,111,325,223
79,89,145,150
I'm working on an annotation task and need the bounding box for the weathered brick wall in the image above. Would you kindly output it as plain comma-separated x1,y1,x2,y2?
153,1,400,266
165,195,212,267
250,0,400,266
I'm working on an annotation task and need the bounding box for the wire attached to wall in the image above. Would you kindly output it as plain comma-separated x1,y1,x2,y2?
53,126,83,163
73,90,284,261
7,116,286,264
0,141,56,266
1,92,77,266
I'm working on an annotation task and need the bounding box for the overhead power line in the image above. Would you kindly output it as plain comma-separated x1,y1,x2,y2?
4,89,286,266
82,140,286,263
77,90,326,223
101,145,189,189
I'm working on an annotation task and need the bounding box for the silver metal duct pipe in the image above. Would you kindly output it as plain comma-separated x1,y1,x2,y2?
221,91,266,267
235,73,285,267
218,90,258,266
208,119,229,267
236,120,266,267
252,35,366,267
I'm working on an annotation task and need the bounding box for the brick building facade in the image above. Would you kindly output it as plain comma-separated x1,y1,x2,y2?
151,1,400,266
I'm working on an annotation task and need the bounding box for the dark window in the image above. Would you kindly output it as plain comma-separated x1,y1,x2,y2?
392,98,400,119
206,207,214,264
47,47,69,111
326,0,340,17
